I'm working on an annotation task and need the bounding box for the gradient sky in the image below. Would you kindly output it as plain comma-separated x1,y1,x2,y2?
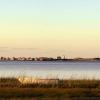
0,0,100,57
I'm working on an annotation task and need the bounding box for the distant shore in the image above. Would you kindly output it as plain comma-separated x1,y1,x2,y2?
0,56,100,62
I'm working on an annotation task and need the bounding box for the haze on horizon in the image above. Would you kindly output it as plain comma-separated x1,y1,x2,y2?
0,0,100,58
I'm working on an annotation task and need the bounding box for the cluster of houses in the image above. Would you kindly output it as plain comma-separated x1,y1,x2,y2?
0,56,63,61
0,57,34,61
0,56,100,61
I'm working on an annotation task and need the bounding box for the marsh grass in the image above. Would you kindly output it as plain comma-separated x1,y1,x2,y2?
0,77,100,88
0,77,100,99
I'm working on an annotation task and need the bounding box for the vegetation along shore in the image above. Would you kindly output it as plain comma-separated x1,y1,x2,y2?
0,77,100,100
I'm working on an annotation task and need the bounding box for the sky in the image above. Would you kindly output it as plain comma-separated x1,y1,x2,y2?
0,0,100,58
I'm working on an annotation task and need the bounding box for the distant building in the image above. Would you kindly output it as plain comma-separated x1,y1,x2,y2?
39,57,48,61
34,58,40,61
57,56,62,60
35,57,51,61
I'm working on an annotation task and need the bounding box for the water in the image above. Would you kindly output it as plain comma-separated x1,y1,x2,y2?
0,61,100,79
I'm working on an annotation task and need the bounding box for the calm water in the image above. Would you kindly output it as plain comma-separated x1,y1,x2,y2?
0,61,100,79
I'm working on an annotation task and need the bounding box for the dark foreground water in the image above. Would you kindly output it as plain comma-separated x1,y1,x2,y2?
0,61,100,79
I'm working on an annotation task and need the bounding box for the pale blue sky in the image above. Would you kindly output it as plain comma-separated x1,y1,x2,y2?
0,0,100,24
0,0,100,57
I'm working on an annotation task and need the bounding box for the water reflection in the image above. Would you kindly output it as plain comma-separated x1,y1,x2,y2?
0,61,100,79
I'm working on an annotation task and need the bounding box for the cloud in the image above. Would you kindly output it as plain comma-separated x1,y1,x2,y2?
0,47,12,52
0,47,37,52
11,48,37,51
0,47,9,49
